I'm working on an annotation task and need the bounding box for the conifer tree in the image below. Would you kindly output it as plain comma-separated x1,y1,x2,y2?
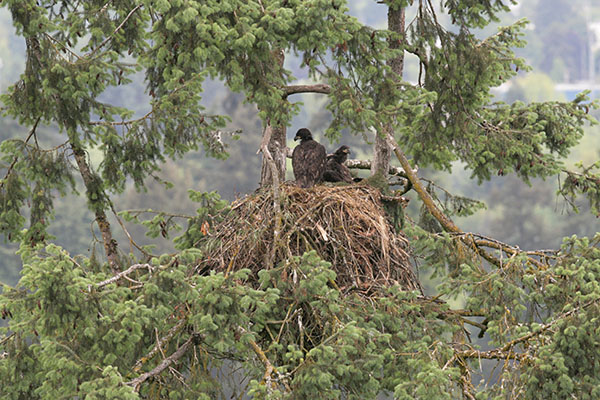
1,1,600,399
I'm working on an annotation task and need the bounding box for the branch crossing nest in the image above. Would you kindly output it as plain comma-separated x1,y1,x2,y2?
198,183,422,294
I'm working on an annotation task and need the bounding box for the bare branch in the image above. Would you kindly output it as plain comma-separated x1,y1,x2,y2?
344,158,416,177
91,263,154,291
133,318,187,372
258,125,283,267
239,327,291,393
90,110,153,126
110,204,154,258
282,84,331,97
126,333,200,392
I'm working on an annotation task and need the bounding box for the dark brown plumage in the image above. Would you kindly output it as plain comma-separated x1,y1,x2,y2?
292,128,327,188
323,145,354,184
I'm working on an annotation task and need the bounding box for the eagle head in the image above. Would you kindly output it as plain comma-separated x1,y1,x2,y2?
338,145,350,155
294,128,313,141
332,145,351,162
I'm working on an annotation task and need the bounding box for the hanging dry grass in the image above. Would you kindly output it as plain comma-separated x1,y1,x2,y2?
198,183,421,293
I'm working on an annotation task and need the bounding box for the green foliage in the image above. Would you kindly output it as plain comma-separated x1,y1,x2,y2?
0,246,452,399
0,130,75,244
1,0,600,399
559,161,600,216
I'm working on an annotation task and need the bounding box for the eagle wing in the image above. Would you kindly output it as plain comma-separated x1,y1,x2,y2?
292,140,327,188
324,160,354,183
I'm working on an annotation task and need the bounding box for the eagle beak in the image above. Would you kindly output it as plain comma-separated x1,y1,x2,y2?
294,135,300,141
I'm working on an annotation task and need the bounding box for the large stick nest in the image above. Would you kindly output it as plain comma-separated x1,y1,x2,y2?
198,183,422,294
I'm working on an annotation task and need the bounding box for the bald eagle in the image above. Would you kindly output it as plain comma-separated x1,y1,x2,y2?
323,145,354,184
292,128,327,188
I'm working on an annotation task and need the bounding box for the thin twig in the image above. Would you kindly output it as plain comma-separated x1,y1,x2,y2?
110,203,154,258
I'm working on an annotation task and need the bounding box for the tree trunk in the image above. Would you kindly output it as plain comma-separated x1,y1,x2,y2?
259,48,288,189
72,144,120,273
372,5,406,176
259,124,287,188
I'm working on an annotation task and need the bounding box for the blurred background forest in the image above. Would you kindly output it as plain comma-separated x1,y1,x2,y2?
1,0,599,288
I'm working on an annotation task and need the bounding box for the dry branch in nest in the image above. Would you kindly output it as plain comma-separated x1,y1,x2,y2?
198,183,422,294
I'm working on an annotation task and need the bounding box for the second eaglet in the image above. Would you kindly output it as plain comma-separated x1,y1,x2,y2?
324,145,353,184
292,128,327,188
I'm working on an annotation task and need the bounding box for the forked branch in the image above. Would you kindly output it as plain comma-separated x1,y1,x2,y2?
126,333,200,392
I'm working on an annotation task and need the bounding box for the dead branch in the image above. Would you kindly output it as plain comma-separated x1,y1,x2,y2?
110,204,153,258
239,327,291,393
91,263,154,291
133,318,187,372
125,333,200,392
282,84,331,97
344,158,416,177
454,348,530,362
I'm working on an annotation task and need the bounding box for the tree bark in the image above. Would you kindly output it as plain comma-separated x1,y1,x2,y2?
372,5,406,176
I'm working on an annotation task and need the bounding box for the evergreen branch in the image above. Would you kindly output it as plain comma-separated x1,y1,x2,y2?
43,32,83,63
0,332,15,347
89,110,153,126
497,297,600,354
125,333,200,392
387,134,555,270
122,209,195,220
386,133,505,270
86,4,143,58
0,117,40,190
455,297,600,362
387,133,461,233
